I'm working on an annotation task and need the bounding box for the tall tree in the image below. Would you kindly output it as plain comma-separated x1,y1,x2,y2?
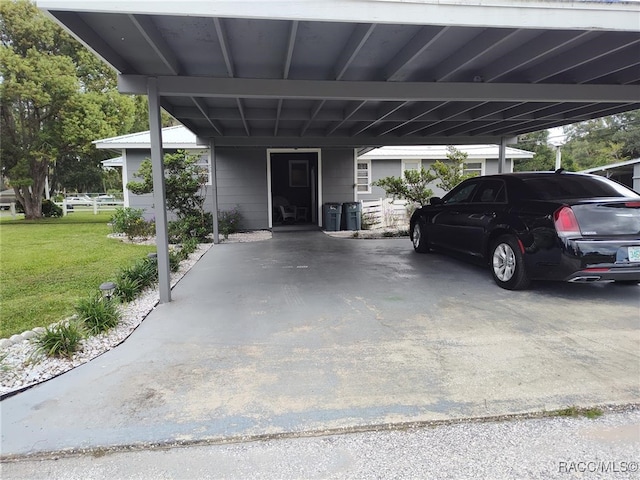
0,0,138,218
562,111,640,170
513,130,557,172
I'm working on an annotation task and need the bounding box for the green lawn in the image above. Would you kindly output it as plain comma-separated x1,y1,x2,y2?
0,213,156,338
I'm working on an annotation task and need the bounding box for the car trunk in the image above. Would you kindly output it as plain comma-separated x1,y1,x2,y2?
570,200,640,236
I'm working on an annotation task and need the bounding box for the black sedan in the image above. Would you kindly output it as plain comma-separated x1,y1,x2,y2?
409,171,640,290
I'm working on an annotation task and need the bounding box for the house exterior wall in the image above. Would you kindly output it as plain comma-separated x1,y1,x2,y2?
216,148,269,230
124,150,156,218
122,146,358,231
322,149,356,203
357,157,514,201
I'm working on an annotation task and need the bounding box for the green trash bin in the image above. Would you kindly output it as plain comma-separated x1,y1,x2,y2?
342,202,362,230
323,203,342,231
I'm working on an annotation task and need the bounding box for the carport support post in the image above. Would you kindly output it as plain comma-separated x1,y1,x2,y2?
148,77,171,303
210,141,220,244
498,137,507,174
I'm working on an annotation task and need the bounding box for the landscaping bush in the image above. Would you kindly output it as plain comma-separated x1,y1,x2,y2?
34,321,84,358
115,276,142,302
218,206,242,239
110,207,155,240
168,212,212,244
41,199,62,218
75,294,120,335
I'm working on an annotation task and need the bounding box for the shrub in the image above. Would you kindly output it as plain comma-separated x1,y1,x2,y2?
115,276,142,302
181,237,199,255
168,212,212,244
110,207,154,240
169,249,183,272
41,199,62,217
218,207,242,239
75,294,120,335
35,321,84,358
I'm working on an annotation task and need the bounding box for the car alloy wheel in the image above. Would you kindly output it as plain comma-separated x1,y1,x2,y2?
492,242,516,282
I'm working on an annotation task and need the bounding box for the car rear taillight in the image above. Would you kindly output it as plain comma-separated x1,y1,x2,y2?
625,201,640,207
554,206,581,236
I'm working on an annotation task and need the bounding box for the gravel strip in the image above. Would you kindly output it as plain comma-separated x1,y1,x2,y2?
0,231,271,397
2,409,638,479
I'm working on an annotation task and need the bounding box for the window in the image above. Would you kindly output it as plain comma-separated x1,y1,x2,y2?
471,180,507,203
402,159,421,179
463,161,483,177
443,181,479,205
192,150,211,185
357,161,371,193
289,160,309,187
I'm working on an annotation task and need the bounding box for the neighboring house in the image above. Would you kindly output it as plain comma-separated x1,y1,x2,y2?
95,125,357,229
356,145,534,201
580,158,640,192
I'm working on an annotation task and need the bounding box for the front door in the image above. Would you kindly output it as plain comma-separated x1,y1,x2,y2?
270,152,319,226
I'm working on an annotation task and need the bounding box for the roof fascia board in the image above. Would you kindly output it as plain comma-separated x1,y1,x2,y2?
37,1,640,32
118,75,640,103
199,135,516,147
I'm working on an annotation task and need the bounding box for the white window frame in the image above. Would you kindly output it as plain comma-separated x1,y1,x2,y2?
401,159,422,179
191,149,212,185
463,159,485,177
356,159,371,194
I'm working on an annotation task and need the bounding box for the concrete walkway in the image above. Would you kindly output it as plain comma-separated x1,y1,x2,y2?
1,231,639,457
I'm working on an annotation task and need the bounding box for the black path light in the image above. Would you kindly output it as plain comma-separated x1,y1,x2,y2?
99,281,116,301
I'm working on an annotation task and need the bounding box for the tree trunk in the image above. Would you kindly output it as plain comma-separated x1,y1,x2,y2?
14,158,50,220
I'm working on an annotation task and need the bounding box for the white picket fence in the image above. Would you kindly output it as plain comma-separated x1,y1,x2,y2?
360,198,411,230
58,198,124,216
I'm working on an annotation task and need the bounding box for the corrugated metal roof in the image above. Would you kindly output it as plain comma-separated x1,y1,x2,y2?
94,126,204,149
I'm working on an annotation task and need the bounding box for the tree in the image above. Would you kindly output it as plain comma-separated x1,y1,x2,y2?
561,111,640,170
430,146,477,191
0,0,138,218
127,150,212,242
372,146,478,206
514,131,557,172
372,167,436,206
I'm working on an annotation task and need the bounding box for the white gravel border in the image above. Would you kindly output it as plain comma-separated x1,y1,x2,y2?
0,231,271,398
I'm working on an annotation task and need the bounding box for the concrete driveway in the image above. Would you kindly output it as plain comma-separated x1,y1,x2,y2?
1,231,639,457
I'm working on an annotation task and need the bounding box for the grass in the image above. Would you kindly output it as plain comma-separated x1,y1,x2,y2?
551,406,604,419
0,212,156,338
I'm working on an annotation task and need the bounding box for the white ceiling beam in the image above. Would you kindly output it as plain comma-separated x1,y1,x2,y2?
334,23,377,80
384,26,447,81
433,28,519,82
129,14,181,75
118,76,640,103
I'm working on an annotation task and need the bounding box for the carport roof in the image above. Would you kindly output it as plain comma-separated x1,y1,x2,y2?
38,0,640,148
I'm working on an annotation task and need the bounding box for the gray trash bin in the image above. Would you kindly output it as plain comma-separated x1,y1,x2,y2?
323,203,342,231
342,202,362,230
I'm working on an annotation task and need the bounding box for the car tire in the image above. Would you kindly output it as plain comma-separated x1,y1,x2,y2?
490,235,530,290
411,220,430,253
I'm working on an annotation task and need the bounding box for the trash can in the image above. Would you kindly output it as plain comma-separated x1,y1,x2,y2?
342,202,362,230
323,203,342,231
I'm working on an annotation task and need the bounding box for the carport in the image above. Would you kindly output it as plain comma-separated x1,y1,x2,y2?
38,0,640,303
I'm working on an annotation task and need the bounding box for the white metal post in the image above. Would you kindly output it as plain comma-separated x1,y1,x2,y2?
210,140,220,244
148,77,171,303
498,137,507,174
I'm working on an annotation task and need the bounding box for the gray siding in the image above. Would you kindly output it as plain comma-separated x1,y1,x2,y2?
358,159,400,202
124,150,160,220
322,149,355,203
216,148,269,230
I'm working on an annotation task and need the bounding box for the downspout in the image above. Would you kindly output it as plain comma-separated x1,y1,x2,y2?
147,77,171,303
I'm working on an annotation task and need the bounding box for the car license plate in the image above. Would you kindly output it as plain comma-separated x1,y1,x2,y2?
629,246,640,262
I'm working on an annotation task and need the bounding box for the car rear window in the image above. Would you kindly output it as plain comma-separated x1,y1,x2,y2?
522,175,637,200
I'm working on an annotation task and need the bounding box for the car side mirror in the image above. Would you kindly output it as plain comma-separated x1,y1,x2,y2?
429,197,442,205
